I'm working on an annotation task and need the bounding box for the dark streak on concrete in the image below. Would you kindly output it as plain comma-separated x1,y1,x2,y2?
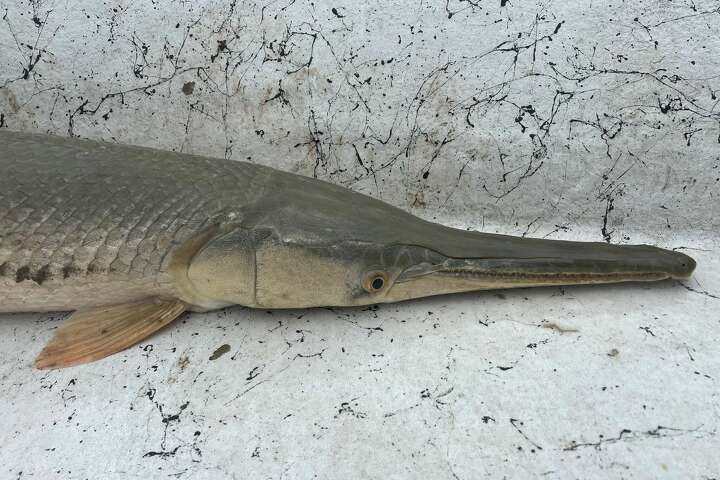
209,344,231,360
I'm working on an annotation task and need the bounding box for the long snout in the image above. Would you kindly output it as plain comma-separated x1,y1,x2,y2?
442,233,695,280
387,225,695,300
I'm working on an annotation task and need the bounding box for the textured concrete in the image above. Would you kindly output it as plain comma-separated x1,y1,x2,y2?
1,0,719,478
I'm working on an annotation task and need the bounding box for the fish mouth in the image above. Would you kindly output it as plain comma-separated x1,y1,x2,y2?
387,235,696,299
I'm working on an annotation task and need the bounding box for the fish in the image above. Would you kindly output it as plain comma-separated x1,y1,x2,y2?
0,130,696,369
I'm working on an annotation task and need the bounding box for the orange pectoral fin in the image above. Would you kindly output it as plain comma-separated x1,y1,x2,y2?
35,298,187,369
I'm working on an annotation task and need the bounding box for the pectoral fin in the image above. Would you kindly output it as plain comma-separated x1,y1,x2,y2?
35,298,187,369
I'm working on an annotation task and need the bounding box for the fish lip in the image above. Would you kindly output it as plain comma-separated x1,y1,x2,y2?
395,260,666,284
418,267,668,282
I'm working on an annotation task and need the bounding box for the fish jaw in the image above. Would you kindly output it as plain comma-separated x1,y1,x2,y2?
381,238,696,302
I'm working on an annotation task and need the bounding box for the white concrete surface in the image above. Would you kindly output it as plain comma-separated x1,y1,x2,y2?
1,0,719,479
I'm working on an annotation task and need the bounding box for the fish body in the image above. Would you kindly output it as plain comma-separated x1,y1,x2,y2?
1,130,262,311
0,130,696,368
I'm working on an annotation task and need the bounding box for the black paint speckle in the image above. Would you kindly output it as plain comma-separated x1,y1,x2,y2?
182,81,195,95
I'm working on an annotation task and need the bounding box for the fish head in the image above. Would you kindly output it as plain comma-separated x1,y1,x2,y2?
247,183,695,307
186,176,696,309
253,228,695,308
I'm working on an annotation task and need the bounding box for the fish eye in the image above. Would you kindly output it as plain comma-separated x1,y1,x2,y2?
363,271,388,293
